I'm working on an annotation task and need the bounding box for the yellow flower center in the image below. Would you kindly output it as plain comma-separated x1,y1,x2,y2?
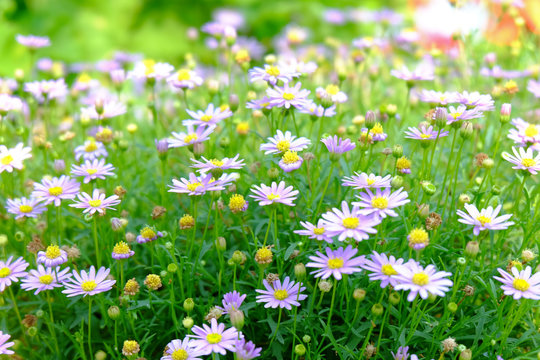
176,69,191,81
325,84,340,96
420,133,431,139
313,227,325,235
86,169,98,175
381,264,398,276
143,59,156,76
81,280,97,292
48,186,63,196
409,228,429,244
1,154,13,165
39,274,54,285
200,114,213,122
88,199,102,207
172,349,189,360
19,205,33,213
267,193,280,200
206,333,222,344
522,158,536,167
525,124,538,137
274,289,289,300
186,182,202,192
476,215,491,226
45,245,61,259
366,179,376,185
282,150,300,164
283,92,295,100
235,49,250,63
371,197,388,209
451,112,463,119
342,217,359,229
412,272,429,286
229,194,246,212
327,258,344,269
77,73,92,83
0,267,11,278
513,278,530,291
266,66,280,76
396,157,411,170
140,227,156,239
184,133,198,143
85,141,98,152
113,241,131,254
210,159,224,167
276,140,291,152
371,123,384,134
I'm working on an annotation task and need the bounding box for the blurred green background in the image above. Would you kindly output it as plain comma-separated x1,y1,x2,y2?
0,0,395,74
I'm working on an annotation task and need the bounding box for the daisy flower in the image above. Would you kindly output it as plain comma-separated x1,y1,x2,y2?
306,245,365,280
0,93,23,114
183,104,233,127
168,124,216,148
364,123,387,142
190,155,245,174
278,150,303,172
507,118,540,148
404,125,449,141
342,172,392,190
362,251,406,288
217,290,247,314
81,99,127,120
246,97,272,110
6,197,47,219
16,34,50,49
160,338,205,360
408,228,430,250
189,318,239,356
130,60,174,80
456,91,495,111
299,101,336,118
353,187,410,219
394,262,453,302
259,130,311,155
493,266,540,300
249,181,298,206
0,256,29,292
62,266,116,297
169,173,224,196
168,68,204,89
112,241,135,259
136,226,165,244
71,159,116,183
390,63,434,81
321,201,380,242
457,204,514,236
321,135,356,153
392,346,416,360
266,82,310,109
502,147,540,174
74,139,108,161
0,142,32,173
418,90,459,105
294,219,334,243
0,331,14,355
20,265,71,295
527,79,540,98
37,245,68,267
69,189,121,215
24,78,68,102
316,84,348,103
234,338,262,360
255,276,307,310
32,175,80,206
446,105,483,125
248,64,299,85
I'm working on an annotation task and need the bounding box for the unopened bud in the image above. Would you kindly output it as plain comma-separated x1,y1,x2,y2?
389,292,400,305
295,344,306,356
500,103,511,124
465,241,479,257
353,288,366,302
182,316,194,329
435,107,448,128
229,309,245,330
392,144,403,158
447,302,458,313
294,263,306,280
108,306,121,320
460,121,474,139
216,237,227,251
184,298,195,312
371,303,384,316
365,110,376,129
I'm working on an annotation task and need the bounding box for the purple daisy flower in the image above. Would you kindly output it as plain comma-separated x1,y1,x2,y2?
255,276,307,310
69,189,121,215
160,338,205,360
278,150,303,172
321,135,356,153
456,91,495,111
37,245,68,267
217,290,247,314
190,154,244,174
266,82,310,110
62,266,116,297
362,251,407,288
502,147,540,174
353,187,410,219
167,69,204,89
249,181,298,206
246,97,272,110
32,175,80,206
259,130,311,155
6,197,47,219
294,219,334,243
81,99,127,120
456,203,514,236
71,159,116,183
418,90,459,105
234,338,262,360
189,318,239,356
248,64,299,85
493,266,540,300
299,101,336,118
316,85,348,103
169,173,224,196
136,226,165,244
390,63,434,81
394,261,453,302
342,172,392,190
183,104,233,127
112,241,135,259
404,125,449,141
16,34,50,49
363,123,387,142
20,265,71,295
74,140,108,161
0,331,15,355
321,201,381,242
306,245,365,280
168,124,216,148
0,93,23,114
130,60,174,80
446,105,483,125
0,143,32,173
507,118,540,148
527,79,540,98
24,79,68,102
392,346,416,360
0,256,29,292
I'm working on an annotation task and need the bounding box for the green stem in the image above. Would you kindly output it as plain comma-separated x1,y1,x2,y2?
93,217,100,267
313,163,336,220
268,307,283,348
326,278,338,328
88,298,93,359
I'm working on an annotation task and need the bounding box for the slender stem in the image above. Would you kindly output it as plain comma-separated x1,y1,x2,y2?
313,163,336,220
47,291,60,357
268,307,283,348
427,127,443,180
438,129,457,209
326,278,338,328
93,217,100,267
88,298,93,359
262,208,275,247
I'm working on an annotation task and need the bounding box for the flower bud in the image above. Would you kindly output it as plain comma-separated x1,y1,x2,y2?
229,309,245,330
435,107,448,128
0,234,7,247
457,257,466,266
392,144,403,158
353,288,366,302
491,185,502,195
108,306,121,320
318,280,333,293
465,241,479,257
447,302,458,313
220,136,230,148
371,303,384,316
179,214,195,229
365,110,376,129
417,204,430,219
184,298,195,312
216,237,227,251
302,335,311,343
229,94,239,112
167,263,178,273
390,175,403,189
521,249,536,262
267,167,279,179
482,158,494,169
460,121,474,139
54,159,65,172
95,350,107,360
294,263,306,280
15,231,24,242
36,309,45,318
27,326,37,337
459,349,472,360
389,292,400,305
155,138,169,155
295,344,306,356
500,103,511,123
458,193,471,204
421,182,436,196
